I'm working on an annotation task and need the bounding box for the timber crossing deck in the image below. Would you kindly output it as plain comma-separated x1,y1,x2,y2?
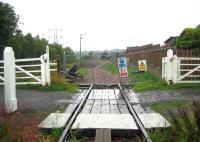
39,84,170,142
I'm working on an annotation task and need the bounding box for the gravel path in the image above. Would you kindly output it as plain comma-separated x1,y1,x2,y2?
81,67,120,85
0,88,75,113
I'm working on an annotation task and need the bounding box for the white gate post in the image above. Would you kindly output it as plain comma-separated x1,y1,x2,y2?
40,55,46,86
166,49,173,84
45,45,51,85
4,47,17,113
162,57,165,79
171,55,180,84
40,46,51,86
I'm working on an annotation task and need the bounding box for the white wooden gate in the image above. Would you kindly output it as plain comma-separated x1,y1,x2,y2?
0,46,57,113
162,49,200,84
0,60,4,84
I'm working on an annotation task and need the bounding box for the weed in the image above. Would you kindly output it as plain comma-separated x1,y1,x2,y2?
68,124,80,142
18,72,78,93
78,67,89,76
149,100,200,142
51,128,62,140
104,63,118,74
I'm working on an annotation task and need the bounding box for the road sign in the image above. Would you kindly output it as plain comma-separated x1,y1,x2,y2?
118,57,128,78
138,60,147,71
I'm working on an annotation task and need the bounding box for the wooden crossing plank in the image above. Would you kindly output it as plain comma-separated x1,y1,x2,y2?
118,105,129,114
72,114,138,129
81,104,93,113
91,100,102,114
94,89,102,100
132,104,147,114
102,99,109,105
101,104,110,114
109,99,118,105
85,99,94,105
102,89,109,99
110,105,120,114
117,100,126,105
64,104,78,113
91,104,101,113
88,90,95,99
39,113,71,128
95,129,111,142
95,129,103,142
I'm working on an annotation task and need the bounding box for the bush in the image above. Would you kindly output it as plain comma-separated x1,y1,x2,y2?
149,100,200,142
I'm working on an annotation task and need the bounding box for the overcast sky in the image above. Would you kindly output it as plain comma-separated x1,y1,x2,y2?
3,0,200,51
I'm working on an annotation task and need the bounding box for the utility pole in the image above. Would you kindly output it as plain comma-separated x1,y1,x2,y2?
80,33,86,64
48,28,63,44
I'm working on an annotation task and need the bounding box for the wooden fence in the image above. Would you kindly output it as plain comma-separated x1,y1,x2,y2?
126,47,200,76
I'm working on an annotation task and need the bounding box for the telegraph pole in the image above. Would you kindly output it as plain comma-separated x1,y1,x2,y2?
80,33,86,64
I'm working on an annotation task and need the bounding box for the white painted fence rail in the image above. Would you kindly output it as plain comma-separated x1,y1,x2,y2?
162,49,200,84
0,46,57,113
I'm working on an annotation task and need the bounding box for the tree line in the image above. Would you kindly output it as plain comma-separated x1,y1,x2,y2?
176,25,200,49
0,1,75,62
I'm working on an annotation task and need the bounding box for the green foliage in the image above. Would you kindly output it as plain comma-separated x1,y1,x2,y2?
8,33,48,59
149,100,200,142
0,122,21,142
176,25,200,49
78,67,89,76
18,73,78,93
150,101,189,113
0,1,19,58
104,63,118,74
51,128,62,140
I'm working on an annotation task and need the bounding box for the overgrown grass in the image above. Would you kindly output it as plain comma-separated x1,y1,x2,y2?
0,122,21,142
18,73,78,93
51,128,62,141
78,67,89,76
104,63,118,74
150,101,189,113
128,65,200,92
148,100,200,142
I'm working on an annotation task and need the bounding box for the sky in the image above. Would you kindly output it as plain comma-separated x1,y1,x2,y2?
3,0,200,51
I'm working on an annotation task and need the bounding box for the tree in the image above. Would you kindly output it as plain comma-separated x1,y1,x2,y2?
0,2,19,58
176,25,200,49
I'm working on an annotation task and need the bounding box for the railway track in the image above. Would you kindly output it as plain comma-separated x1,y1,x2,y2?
57,84,153,142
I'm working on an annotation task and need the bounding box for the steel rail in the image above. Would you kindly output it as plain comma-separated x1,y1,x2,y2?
118,84,152,142
58,84,93,142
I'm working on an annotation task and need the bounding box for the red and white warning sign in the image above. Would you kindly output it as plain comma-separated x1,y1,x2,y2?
118,57,128,78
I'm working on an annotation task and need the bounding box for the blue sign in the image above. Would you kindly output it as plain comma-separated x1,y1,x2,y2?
118,58,126,68
118,57,128,78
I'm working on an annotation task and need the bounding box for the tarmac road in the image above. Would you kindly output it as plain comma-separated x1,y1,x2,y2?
0,88,75,113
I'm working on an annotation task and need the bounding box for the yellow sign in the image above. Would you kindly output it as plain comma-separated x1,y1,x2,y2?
138,60,147,71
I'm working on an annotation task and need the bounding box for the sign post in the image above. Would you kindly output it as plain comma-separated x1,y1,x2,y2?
118,57,128,85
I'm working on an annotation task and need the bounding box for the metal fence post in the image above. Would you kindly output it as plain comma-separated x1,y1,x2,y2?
4,47,17,113
56,55,61,74
63,51,67,75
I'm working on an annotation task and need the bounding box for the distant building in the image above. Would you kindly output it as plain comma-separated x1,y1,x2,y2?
126,43,161,52
164,36,179,47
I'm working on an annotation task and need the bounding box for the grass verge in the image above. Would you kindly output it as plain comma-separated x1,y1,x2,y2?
103,63,118,74
78,67,89,76
150,101,189,114
148,100,200,142
18,73,78,93
128,65,200,92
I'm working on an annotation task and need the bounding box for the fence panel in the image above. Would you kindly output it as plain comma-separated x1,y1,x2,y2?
126,47,200,76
